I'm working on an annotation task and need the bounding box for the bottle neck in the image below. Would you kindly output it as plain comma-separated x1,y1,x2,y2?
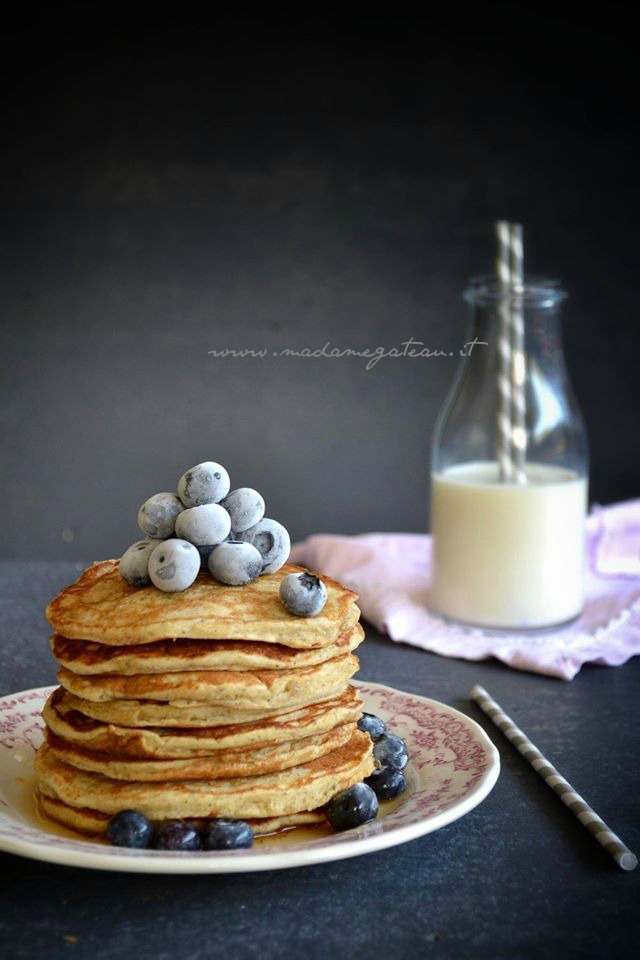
468,300,565,372
432,280,587,478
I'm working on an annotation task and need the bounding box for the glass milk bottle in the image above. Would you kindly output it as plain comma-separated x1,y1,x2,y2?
431,277,588,629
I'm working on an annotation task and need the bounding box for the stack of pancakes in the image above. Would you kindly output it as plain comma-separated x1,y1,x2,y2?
35,560,374,837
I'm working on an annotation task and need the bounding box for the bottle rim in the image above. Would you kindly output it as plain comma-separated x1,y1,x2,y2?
464,275,568,307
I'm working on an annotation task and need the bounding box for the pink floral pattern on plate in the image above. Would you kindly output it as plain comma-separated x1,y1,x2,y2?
0,683,500,873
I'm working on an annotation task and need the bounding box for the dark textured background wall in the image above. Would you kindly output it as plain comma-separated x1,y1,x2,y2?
1,13,638,560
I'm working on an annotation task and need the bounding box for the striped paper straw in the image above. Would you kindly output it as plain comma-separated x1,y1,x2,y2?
470,685,637,871
495,221,514,482
509,223,527,484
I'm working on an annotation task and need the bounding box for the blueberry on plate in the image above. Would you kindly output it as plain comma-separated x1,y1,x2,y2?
279,572,327,616
365,766,407,801
373,733,409,771
326,782,379,831
357,712,387,741
106,810,154,849
203,819,254,850
153,821,203,851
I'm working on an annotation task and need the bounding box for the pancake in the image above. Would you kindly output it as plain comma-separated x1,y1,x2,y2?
35,730,374,820
50,623,364,675
38,553,371,840
37,792,327,838
45,721,355,780
57,687,350,727
43,686,363,757
46,560,359,648
57,653,359,708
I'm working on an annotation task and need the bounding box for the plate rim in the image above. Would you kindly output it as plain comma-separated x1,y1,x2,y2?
0,681,500,874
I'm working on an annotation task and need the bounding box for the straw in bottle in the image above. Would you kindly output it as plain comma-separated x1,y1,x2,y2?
508,223,527,483
494,221,527,484
495,221,514,483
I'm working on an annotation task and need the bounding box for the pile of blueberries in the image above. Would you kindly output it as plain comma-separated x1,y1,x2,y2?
325,712,409,829
106,713,408,849
119,460,291,593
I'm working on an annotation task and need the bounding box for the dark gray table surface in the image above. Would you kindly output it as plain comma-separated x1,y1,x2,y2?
0,561,638,960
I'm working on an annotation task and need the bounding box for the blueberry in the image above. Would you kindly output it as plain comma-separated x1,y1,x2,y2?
138,492,184,539
178,462,230,507
119,539,163,587
208,541,262,585
203,819,254,850
196,544,216,567
236,518,290,575
326,782,379,831
106,810,154,849
175,504,231,546
279,572,327,617
221,488,265,533
153,821,202,851
357,713,387,741
373,733,409,771
148,539,201,592
365,766,407,801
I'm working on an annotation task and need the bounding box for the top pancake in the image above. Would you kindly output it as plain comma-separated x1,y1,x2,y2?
46,560,359,648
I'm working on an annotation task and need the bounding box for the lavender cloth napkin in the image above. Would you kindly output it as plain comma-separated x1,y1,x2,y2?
289,499,640,680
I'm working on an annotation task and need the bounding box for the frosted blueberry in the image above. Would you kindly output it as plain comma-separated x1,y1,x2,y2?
138,492,184,539
208,541,263,585
175,504,231,546
177,461,230,507
119,539,163,587
148,539,201,592
221,488,265,533
236,518,290,574
279,572,327,617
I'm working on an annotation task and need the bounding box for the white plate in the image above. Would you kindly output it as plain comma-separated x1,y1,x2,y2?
0,682,499,873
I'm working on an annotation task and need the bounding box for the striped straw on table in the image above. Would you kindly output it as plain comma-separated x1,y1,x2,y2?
470,685,637,871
